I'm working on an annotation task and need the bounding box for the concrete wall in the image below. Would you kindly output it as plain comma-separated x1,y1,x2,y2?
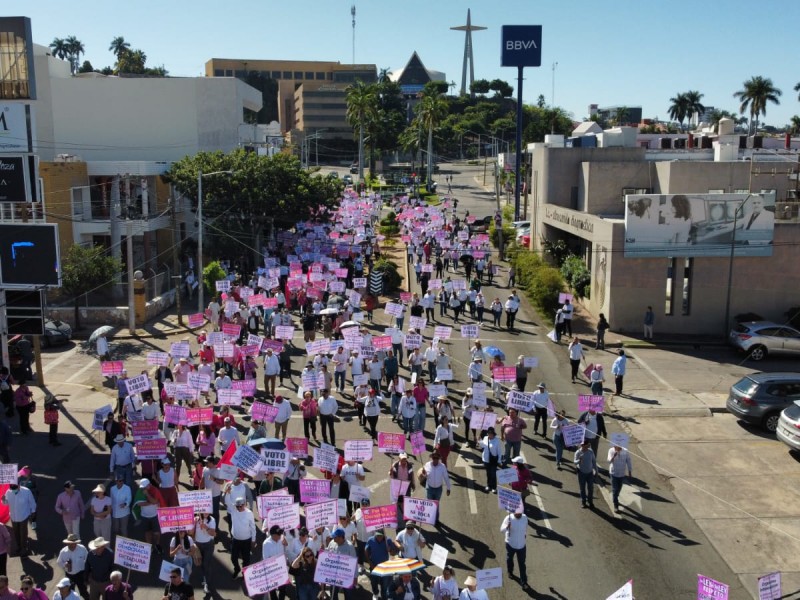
48,288,176,328
38,161,88,252
580,161,653,215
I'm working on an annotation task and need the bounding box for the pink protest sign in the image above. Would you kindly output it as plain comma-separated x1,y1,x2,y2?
243,556,291,596
361,504,397,532
101,361,125,377
389,479,410,503
251,402,279,423
157,506,195,533
377,432,406,454
188,313,205,328
240,344,261,356
577,395,605,412
232,379,258,396
410,431,426,455
248,294,266,307
186,407,213,427
697,575,729,600
493,366,517,382
164,404,187,425
399,292,412,303
300,479,331,504
136,438,168,460
373,336,392,350
314,551,358,589
286,437,309,458
403,497,438,525
263,297,279,309
130,420,160,440
222,323,241,337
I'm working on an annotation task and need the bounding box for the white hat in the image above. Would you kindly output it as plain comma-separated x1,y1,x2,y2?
511,456,525,464
139,478,150,488
113,434,125,443
89,536,109,550
57,578,72,589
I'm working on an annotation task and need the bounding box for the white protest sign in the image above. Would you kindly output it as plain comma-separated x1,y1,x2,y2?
231,445,263,477
523,356,539,368
389,479,410,503
314,551,358,589
609,433,629,449
476,567,503,590
169,342,191,358
260,449,291,474
606,580,633,600
93,404,113,431
146,351,170,367
114,536,152,573
267,503,301,532
436,368,453,381
433,326,452,339
0,464,18,485
497,487,523,512
429,544,449,570
188,372,211,392
561,424,586,447
257,491,294,520
344,440,373,462
243,555,291,596
305,499,339,530
460,324,479,338
402,497,438,525
217,388,243,406
758,572,781,600
125,373,151,395
159,560,186,583
177,490,213,514
313,447,339,473
496,468,519,486
347,484,371,504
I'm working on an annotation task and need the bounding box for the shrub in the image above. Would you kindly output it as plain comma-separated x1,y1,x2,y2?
380,211,397,227
561,255,591,299
372,258,402,293
512,251,544,289
530,266,565,318
379,224,400,236
202,261,227,299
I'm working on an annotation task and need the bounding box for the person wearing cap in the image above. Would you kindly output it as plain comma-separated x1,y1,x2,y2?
320,527,357,599
364,388,383,440
109,475,131,538
273,394,293,440
90,484,112,542
154,458,179,507
477,427,501,493
261,525,290,599
57,534,89,598
550,409,570,469
532,382,550,437
54,481,86,537
390,569,421,600
575,440,597,509
577,407,607,458
608,441,633,513
108,434,135,488
86,537,113,600
53,577,79,600
501,504,529,587
229,496,256,578
433,415,455,467
590,364,605,397
366,528,394,600
103,571,132,600
394,522,429,587
458,575,486,600
2,477,35,557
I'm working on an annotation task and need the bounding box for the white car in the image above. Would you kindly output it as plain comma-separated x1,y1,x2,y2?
512,220,530,229
515,226,531,241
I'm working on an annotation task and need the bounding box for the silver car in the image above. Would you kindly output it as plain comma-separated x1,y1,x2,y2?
728,321,800,361
776,402,800,450
726,372,800,433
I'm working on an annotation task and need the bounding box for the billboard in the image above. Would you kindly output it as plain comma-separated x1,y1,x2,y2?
624,193,774,258
0,156,28,201
501,25,542,67
0,223,61,287
0,104,33,153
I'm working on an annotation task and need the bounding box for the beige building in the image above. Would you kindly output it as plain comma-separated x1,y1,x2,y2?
205,58,376,136
528,130,800,336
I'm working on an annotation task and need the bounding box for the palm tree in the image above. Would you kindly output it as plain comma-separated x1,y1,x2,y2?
416,86,448,190
795,82,800,102
733,76,782,135
377,67,391,84
49,37,68,60
109,36,130,58
345,81,378,181
684,90,705,128
789,116,800,137
64,36,84,74
668,93,689,131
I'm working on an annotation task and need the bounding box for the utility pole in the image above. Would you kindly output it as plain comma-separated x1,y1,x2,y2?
197,172,204,314
110,176,122,288
170,196,183,325
126,220,135,334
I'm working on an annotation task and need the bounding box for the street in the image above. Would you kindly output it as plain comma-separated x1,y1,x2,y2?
7,162,790,599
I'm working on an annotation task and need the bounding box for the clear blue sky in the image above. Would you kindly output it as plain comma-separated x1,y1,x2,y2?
8,0,800,127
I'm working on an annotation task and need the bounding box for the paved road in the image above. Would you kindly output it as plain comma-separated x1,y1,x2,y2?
8,163,765,599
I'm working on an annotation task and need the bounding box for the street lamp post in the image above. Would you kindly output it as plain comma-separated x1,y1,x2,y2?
723,193,757,338
197,170,234,314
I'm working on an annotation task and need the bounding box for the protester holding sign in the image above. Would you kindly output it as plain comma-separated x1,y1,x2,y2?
550,410,570,470
478,428,502,493
289,546,319,600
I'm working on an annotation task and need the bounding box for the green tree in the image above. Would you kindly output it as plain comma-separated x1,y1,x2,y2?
202,261,226,301
164,150,338,264
77,60,94,73
734,76,782,135
488,79,514,98
470,79,490,95
416,83,448,189
522,105,573,142
61,244,122,329
684,90,705,127
668,92,689,131
611,106,630,126
49,37,68,60
377,67,392,84
108,36,130,58
117,48,147,74
537,94,546,108
64,36,84,74
795,82,800,102
368,80,406,168
345,80,378,180
789,116,800,136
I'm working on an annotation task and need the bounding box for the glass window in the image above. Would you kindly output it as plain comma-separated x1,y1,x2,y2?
316,72,326,80
665,257,675,315
708,189,724,194
271,71,281,79
305,72,314,80
756,327,780,336
283,71,292,79
214,69,224,77
294,71,303,79
225,69,233,76
681,258,692,316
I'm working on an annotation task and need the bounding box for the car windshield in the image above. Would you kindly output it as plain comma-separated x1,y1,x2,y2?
733,324,751,334
732,377,758,395
784,402,800,419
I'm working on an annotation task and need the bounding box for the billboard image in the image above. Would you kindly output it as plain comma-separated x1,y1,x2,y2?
624,193,774,258
0,223,61,287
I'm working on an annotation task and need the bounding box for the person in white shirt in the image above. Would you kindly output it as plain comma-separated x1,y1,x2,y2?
229,497,256,578
424,345,438,383
390,329,405,366
273,395,292,440
214,368,232,404
218,418,240,452
308,526,331,555
193,512,217,593
504,294,521,330
500,508,528,587
532,382,550,437
109,477,131,537
422,453,450,526
141,395,159,421
171,424,195,481
318,390,339,446
431,564,459,600
394,521,426,559
57,534,89,598
332,347,349,392
263,348,281,397
459,575,488,600
340,459,365,513
399,390,418,437
561,298,574,336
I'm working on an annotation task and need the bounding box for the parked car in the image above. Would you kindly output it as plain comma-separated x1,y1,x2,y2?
725,372,800,433
43,318,73,347
342,174,353,185
327,171,339,179
349,163,360,174
467,216,492,234
729,321,800,361
776,402,800,450
512,220,530,229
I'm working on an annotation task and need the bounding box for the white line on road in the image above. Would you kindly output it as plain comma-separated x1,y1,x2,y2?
530,486,552,530
43,345,81,372
66,358,99,383
454,454,478,514
626,350,677,392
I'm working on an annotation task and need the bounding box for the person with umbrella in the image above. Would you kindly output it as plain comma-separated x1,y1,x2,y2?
89,327,113,362
390,570,421,600
366,529,394,600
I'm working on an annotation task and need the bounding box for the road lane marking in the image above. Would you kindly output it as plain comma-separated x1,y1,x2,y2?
43,345,81,372
625,350,676,392
454,453,478,514
66,359,99,383
530,486,552,530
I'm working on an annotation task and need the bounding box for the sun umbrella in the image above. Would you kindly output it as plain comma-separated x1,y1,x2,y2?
339,320,360,329
371,557,426,576
250,437,285,450
88,325,114,344
483,346,505,360
320,308,339,315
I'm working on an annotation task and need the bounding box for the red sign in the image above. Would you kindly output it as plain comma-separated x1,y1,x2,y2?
101,361,125,376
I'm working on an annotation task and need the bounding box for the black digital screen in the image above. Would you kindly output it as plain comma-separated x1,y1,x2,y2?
0,223,60,286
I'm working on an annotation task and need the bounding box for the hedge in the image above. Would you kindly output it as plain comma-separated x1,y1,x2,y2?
511,249,565,320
